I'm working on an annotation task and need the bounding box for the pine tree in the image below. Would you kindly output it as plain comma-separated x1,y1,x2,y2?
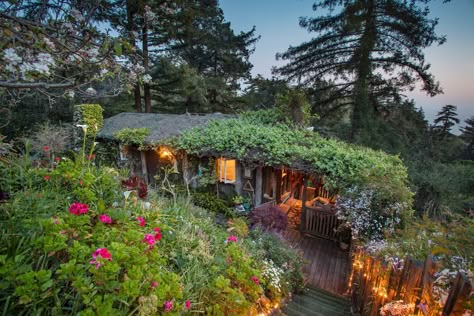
275,0,445,143
433,104,460,135
460,116,474,159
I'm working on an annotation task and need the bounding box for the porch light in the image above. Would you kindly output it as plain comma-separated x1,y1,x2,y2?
159,147,174,160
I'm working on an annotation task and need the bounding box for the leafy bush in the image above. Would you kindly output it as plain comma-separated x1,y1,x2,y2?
191,191,232,216
122,175,148,199
0,144,304,315
335,187,407,242
249,204,288,232
114,128,150,146
246,228,305,296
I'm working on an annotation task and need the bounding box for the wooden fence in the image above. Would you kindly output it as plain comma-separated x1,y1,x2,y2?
350,251,472,316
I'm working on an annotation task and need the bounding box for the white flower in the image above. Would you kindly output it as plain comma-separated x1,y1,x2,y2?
70,9,84,22
87,48,99,62
85,87,97,96
3,48,22,65
76,124,88,132
64,90,75,99
143,74,152,83
44,37,55,50
123,190,133,199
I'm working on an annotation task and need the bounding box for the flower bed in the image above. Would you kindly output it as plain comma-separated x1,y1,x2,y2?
0,146,304,315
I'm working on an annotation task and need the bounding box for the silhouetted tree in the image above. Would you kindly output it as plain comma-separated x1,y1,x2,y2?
275,0,445,143
432,104,460,135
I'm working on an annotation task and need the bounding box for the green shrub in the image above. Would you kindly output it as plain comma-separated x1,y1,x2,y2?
191,191,233,216
0,147,304,315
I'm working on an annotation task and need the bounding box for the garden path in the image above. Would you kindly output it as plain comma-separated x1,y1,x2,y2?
284,229,350,296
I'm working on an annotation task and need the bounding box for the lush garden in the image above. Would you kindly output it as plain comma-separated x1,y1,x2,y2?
0,131,304,315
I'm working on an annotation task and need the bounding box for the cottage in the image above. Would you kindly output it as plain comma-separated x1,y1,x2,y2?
98,113,352,239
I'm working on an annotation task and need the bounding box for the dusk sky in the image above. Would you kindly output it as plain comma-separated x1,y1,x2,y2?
219,0,474,132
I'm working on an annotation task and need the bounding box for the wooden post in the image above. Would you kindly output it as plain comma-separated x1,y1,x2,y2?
442,271,472,316
235,160,243,195
275,169,282,204
140,151,148,183
300,176,308,233
255,166,263,206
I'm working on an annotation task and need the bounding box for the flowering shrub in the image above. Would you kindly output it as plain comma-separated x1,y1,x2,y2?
99,214,113,224
380,300,413,316
0,146,304,315
122,175,148,199
69,202,89,215
335,187,406,241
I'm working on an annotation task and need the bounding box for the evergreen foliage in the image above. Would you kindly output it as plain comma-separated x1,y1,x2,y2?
432,104,460,135
275,0,445,143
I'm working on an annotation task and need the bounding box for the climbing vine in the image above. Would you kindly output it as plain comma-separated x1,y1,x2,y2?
173,116,412,209
114,128,150,146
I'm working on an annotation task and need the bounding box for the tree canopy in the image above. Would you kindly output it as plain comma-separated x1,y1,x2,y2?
275,0,445,143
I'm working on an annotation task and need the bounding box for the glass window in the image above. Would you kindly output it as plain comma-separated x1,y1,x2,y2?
217,158,236,184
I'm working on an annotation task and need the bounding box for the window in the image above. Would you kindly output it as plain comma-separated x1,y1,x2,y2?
217,158,236,184
119,144,128,161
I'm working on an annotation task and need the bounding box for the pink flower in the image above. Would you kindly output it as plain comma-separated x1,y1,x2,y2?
185,300,191,310
69,202,89,215
251,276,259,285
227,235,238,243
163,301,173,312
99,214,112,224
142,234,156,247
137,216,146,226
54,219,59,225
153,227,162,241
44,146,49,151
44,175,50,181
89,247,112,269
55,157,61,162
150,281,158,289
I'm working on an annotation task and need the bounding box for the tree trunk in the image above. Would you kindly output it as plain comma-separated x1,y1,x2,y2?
127,1,142,112
351,0,376,143
143,23,151,113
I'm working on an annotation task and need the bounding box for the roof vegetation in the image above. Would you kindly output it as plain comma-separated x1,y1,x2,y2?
174,110,412,205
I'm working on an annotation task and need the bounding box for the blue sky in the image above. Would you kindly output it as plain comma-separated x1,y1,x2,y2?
219,0,474,131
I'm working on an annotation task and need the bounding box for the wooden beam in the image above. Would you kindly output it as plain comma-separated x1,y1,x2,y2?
235,160,243,195
140,151,148,183
276,169,282,203
255,166,263,206
300,176,308,233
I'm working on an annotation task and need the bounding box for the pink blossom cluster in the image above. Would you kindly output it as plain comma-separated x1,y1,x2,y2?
89,248,112,269
136,216,146,226
226,235,238,243
99,214,112,224
69,202,89,215
142,227,163,248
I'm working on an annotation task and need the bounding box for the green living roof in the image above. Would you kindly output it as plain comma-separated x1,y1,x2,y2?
173,114,412,203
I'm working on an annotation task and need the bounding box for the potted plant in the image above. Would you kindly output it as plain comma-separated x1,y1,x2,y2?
232,195,244,206
335,222,352,250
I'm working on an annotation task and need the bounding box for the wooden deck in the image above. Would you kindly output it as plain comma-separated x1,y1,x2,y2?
284,229,350,296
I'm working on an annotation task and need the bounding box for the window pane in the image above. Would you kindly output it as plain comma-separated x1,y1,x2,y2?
225,159,236,182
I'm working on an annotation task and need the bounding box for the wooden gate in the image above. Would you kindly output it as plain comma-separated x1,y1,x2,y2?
301,206,344,241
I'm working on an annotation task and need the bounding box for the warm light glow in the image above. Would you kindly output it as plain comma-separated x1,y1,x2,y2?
217,158,236,183
159,147,174,160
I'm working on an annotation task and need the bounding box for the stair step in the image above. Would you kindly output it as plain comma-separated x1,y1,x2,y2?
282,286,351,316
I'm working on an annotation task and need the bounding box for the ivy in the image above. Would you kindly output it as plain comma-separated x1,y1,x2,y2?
73,104,104,144
73,104,104,131
173,116,412,207
114,128,150,146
